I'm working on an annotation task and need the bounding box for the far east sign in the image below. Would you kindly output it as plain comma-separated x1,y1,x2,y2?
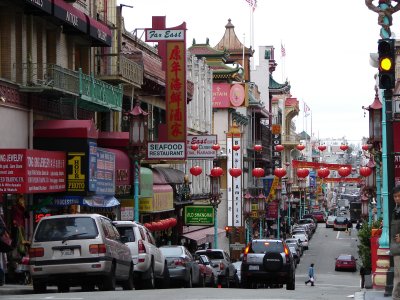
184,205,214,226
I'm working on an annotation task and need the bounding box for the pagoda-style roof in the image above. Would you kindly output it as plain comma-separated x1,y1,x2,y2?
189,39,242,81
269,74,291,94
214,19,253,57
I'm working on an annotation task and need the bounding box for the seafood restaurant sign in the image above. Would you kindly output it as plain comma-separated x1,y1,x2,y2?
145,16,187,160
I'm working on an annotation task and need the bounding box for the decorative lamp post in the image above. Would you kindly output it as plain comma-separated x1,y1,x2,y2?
275,184,282,239
298,178,307,219
297,168,309,219
243,191,253,243
209,166,223,248
127,101,148,222
286,179,293,228
257,192,266,239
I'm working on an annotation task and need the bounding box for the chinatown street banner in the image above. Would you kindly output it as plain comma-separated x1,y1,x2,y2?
393,122,400,186
266,176,279,202
0,149,66,194
292,160,352,170
321,177,363,183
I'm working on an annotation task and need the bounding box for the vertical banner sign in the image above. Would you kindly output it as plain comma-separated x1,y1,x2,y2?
227,138,233,226
88,142,97,192
393,122,400,186
233,136,242,226
96,148,115,195
271,124,282,168
67,152,86,192
167,42,186,141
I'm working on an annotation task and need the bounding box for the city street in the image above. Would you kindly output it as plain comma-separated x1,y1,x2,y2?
3,225,362,300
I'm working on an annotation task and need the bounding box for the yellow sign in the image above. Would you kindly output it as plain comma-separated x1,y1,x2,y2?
139,190,174,212
267,176,279,202
67,152,85,192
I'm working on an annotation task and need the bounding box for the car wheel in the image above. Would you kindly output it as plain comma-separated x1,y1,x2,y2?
100,263,116,291
81,283,95,291
144,265,156,289
286,272,295,290
122,265,134,290
156,263,170,289
263,252,283,272
185,272,193,288
33,280,46,294
233,273,240,288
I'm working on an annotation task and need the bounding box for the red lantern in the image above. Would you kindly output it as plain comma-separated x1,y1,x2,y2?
229,168,242,178
210,167,223,177
212,144,220,151
144,223,152,231
340,144,349,151
296,144,305,151
232,145,241,151
151,222,160,231
338,166,351,177
190,166,202,176
317,167,330,178
297,168,309,178
252,168,265,178
360,166,372,177
170,218,177,227
274,168,287,178
362,144,370,151
318,145,327,152
191,144,199,151
253,144,262,152
275,144,284,152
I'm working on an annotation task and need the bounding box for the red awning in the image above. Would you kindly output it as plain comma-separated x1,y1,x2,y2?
23,0,52,14
105,149,131,186
34,120,98,139
182,227,225,245
87,17,112,47
98,131,130,148
53,0,88,34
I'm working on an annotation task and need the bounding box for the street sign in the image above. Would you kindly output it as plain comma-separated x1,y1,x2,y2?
230,243,246,250
395,100,400,113
147,142,186,160
184,205,214,226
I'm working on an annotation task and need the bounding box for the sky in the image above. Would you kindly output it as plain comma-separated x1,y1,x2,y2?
118,0,385,143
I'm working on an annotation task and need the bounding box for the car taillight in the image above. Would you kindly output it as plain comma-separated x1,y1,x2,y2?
174,258,185,266
138,240,146,254
29,247,44,258
242,244,250,262
89,244,107,254
283,245,290,256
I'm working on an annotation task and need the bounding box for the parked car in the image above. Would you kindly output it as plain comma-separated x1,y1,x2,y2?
285,238,303,256
194,254,218,287
333,216,349,231
292,233,309,250
29,214,134,293
286,241,302,260
312,211,327,223
195,249,239,288
301,215,318,227
335,254,357,272
297,218,316,233
291,227,309,240
160,245,201,288
326,215,337,228
112,221,169,289
241,239,295,290
288,245,300,266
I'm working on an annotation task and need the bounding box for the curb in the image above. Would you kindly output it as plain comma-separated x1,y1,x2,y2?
354,291,365,300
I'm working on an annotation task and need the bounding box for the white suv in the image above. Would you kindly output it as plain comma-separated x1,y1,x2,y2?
113,221,169,289
29,214,134,293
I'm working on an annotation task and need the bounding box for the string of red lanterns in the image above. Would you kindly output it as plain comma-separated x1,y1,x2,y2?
317,167,330,178
212,144,220,151
229,168,242,178
362,144,370,151
359,166,372,177
144,218,178,232
253,144,262,152
252,168,265,178
318,145,327,152
232,145,241,151
297,168,309,178
275,145,284,152
338,166,351,177
189,165,202,176
210,166,223,177
191,144,199,151
274,168,287,178
296,144,305,151
340,144,349,151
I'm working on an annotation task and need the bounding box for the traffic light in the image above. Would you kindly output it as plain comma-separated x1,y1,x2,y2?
378,39,396,89
225,226,231,238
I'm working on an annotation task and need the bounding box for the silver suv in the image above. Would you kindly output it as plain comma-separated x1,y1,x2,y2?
29,214,134,293
113,221,169,289
241,239,295,290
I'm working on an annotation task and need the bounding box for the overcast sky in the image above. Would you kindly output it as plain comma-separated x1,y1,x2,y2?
118,0,384,143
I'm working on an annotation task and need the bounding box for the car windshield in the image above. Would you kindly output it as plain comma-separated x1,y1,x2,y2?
336,217,347,223
338,255,352,260
251,240,284,253
285,239,298,244
160,247,183,257
34,217,98,242
196,250,224,260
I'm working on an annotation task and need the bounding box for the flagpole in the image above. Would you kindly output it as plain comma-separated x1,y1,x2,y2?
242,33,245,82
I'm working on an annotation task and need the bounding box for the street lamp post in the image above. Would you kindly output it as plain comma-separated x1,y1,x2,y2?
286,179,293,228
276,185,282,239
209,166,223,248
127,101,148,222
299,178,306,220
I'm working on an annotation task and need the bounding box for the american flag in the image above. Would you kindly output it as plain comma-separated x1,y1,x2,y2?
281,43,286,57
304,102,311,116
245,0,257,11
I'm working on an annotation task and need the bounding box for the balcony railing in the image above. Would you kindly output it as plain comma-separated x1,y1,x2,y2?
281,134,300,145
94,54,143,87
18,63,123,111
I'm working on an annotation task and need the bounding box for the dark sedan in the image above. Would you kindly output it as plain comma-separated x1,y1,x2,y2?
159,245,201,288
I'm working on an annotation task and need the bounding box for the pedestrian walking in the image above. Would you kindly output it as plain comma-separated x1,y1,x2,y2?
359,265,366,289
305,263,315,286
389,185,400,299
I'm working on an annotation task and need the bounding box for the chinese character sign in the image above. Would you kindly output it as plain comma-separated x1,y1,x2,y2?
166,42,186,141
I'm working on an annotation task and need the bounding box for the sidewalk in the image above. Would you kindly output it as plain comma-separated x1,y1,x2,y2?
0,283,33,295
355,289,390,300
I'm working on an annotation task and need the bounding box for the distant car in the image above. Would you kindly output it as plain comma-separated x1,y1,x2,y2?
335,254,357,272
312,211,327,223
334,217,349,231
288,246,300,266
195,249,238,288
240,239,295,290
160,245,201,288
326,216,337,228
292,233,309,250
297,218,316,233
285,238,303,256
